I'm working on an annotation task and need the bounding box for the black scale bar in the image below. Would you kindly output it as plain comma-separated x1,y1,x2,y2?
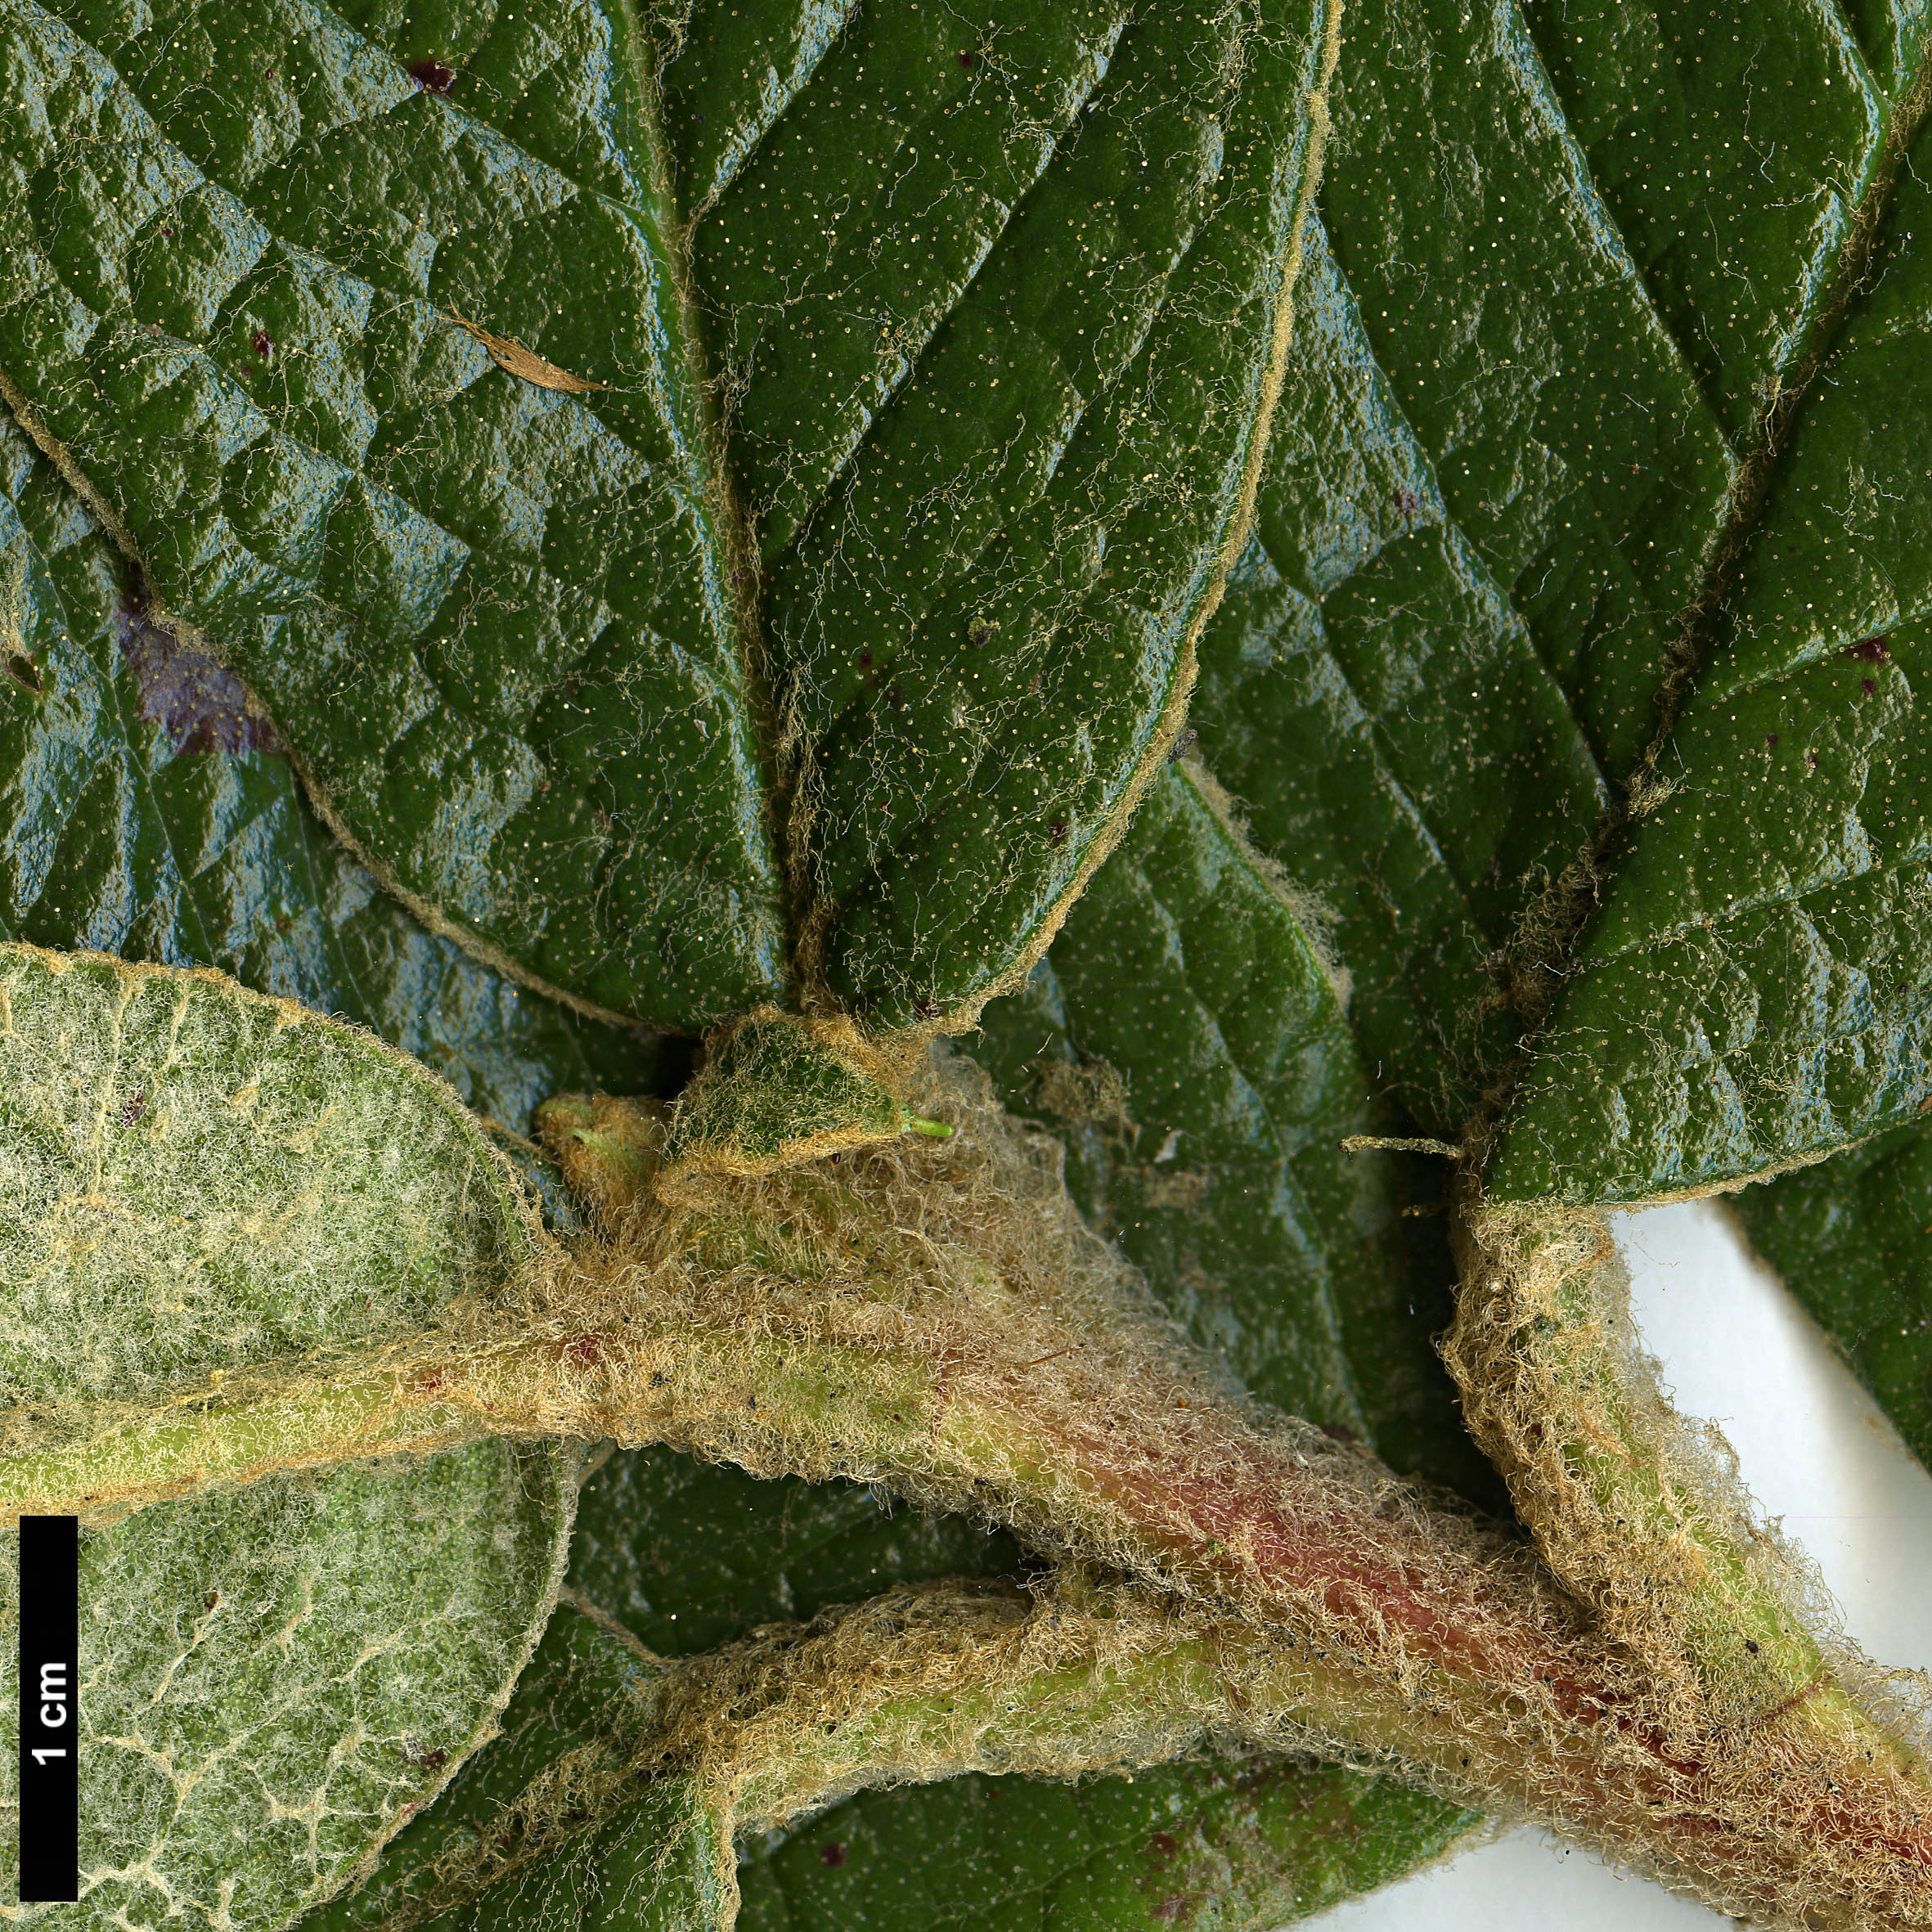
17,1516,78,1903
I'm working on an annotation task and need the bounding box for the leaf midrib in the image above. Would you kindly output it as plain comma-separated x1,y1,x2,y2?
1477,23,1932,1149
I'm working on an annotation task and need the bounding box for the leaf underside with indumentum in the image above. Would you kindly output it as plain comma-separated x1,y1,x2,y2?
0,941,576,1929
339,1441,1480,1932
1,0,1332,1031
0,944,541,1400
305,1606,727,1932
0,1441,575,1932
0,407,668,1133
1734,1124,1932,1472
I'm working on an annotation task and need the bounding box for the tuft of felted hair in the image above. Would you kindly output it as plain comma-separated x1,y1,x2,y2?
20,1027,1932,1928
534,1093,669,1231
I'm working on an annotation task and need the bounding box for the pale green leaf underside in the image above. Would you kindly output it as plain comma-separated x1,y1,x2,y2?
0,942,539,1403
0,1440,575,1932
0,941,574,1932
1,0,1332,1032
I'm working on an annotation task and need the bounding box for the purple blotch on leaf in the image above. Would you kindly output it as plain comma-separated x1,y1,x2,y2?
409,56,457,92
250,327,274,364
117,603,284,757
820,1842,848,1868
957,49,976,66
1861,677,1877,696
1845,636,1892,663
1765,732,1779,748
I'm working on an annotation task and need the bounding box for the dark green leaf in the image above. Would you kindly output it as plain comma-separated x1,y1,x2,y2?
1487,620,1932,1199
567,1445,1026,1660
2,0,1336,1031
0,405,667,1132
1145,0,1932,1202
973,761,1500,1505
1734,1125,1932,1470
2,0,788,1028
736,1755,1477,1932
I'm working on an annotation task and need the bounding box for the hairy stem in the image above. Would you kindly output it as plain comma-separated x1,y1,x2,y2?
1445,1202,1922,1774
12,1080,1932,1924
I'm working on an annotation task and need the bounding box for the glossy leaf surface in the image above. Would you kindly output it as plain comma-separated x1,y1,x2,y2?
1152,0,1932,1202
1491,621,1932,1200
1467,1,1932,1199
1,0,1336,1031
0,406,666,1133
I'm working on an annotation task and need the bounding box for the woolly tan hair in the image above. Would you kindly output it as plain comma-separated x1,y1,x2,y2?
16,1049,1932,1925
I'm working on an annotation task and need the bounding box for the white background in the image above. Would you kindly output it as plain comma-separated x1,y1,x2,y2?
1307,1199,1932,1931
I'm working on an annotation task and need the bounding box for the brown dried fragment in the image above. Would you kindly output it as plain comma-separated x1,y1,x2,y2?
447,314,606,394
